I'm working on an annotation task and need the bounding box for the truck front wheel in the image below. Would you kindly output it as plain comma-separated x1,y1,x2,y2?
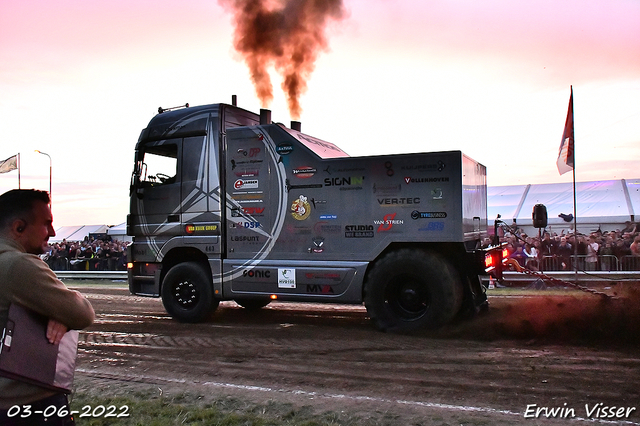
364,249,463,332
161,262,219,323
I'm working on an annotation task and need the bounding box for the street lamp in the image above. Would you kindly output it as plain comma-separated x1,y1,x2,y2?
34,150,52,204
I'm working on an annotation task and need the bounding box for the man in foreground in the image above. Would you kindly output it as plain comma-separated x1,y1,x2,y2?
0,189,95,425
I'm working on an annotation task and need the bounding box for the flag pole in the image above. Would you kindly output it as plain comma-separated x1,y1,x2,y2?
17,152,21,189
556,85,576,278
569,86,578,281
572,153,578,281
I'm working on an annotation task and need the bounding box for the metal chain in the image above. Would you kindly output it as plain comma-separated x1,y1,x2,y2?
503,259,614,299
518,268,614,298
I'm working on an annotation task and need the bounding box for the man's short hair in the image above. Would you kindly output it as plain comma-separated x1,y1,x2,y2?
0,189,51,230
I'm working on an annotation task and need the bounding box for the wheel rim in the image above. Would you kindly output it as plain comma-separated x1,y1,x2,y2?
385,274,430,320
173,279,199,308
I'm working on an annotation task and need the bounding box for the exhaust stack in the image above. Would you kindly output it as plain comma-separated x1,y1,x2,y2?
260,109,271,125
232,95,237,106
291,121,301,132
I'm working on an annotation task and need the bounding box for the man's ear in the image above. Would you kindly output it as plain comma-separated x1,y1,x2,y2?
13,219,27,233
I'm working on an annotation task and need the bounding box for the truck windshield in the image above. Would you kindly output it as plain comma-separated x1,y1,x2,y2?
137,144,178,186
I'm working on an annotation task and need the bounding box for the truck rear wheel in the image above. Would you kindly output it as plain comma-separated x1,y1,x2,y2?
161,262,218,323
364,249,463,332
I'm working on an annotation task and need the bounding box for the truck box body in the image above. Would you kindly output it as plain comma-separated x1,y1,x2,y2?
128,103,490,331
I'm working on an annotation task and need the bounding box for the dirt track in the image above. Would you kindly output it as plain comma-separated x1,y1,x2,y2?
71,284,640,425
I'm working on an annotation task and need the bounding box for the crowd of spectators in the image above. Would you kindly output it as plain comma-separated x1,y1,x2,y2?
489,220,640,272
43,237,130,271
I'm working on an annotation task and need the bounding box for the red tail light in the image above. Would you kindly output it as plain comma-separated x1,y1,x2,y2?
485,253,495,269
485,245,506,280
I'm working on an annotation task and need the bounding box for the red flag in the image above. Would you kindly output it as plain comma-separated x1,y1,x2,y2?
557,87,574,175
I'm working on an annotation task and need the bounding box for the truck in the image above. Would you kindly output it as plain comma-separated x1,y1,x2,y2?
127,101,492,332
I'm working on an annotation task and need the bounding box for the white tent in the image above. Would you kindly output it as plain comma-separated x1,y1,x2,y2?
106,222,131,242
488,178,638,234
51,225,108,243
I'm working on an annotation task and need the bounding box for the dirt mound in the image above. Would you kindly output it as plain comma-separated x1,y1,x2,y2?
430,286,640,345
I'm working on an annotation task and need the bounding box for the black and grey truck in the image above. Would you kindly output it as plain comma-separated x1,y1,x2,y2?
127,102,492,332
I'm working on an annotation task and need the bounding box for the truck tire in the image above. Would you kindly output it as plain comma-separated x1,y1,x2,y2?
161,262,218,323
234,298,272,310
364,249,463,332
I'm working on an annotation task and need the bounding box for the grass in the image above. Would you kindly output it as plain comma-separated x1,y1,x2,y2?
68,387,402,426
67,377,525,426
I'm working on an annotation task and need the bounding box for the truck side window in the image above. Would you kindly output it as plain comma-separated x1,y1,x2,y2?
141,144,178,186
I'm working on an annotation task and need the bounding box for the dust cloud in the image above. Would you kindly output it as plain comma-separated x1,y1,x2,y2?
218,0,346,120
436,285,640,345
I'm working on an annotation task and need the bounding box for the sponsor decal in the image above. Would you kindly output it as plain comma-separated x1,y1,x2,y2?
304,272,342,281
231,221,261,229
323,165,366,175
432,188,443,199
285,224,312,234
324,176,364,186
278,268,296,288
240,207,265,215
384,161,394,176
237,147,261,157
324,176,365,190
372,183,402,194
230,235,260,242
319,214,337,220
377,197,420,206
310,198,328,211
236,199,264,204
306,284,335,294
418,221,445,231
286,179,323,192
234,178,259,190
234,169,260,177
232,192,263,200
400,161,446,172
312,237,324,253
185,224,219,234
344,225,375,238
411,211,448,219
276,143,293,155
314,222,341,234
404,176,450,184
374,213,404,232
292,166,317,178
291,195,311,221
230,159,263,170
242,269,271,278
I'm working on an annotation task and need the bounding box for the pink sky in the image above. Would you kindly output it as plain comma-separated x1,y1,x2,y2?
0,0,639,226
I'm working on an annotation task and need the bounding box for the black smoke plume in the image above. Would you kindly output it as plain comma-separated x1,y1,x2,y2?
219,0,346,120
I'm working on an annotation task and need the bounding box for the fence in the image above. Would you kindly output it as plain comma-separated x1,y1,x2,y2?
45,257,126,272
540,255,640,272
57,271,127,280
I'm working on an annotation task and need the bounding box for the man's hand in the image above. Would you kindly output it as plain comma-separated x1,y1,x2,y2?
46,318,68,344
